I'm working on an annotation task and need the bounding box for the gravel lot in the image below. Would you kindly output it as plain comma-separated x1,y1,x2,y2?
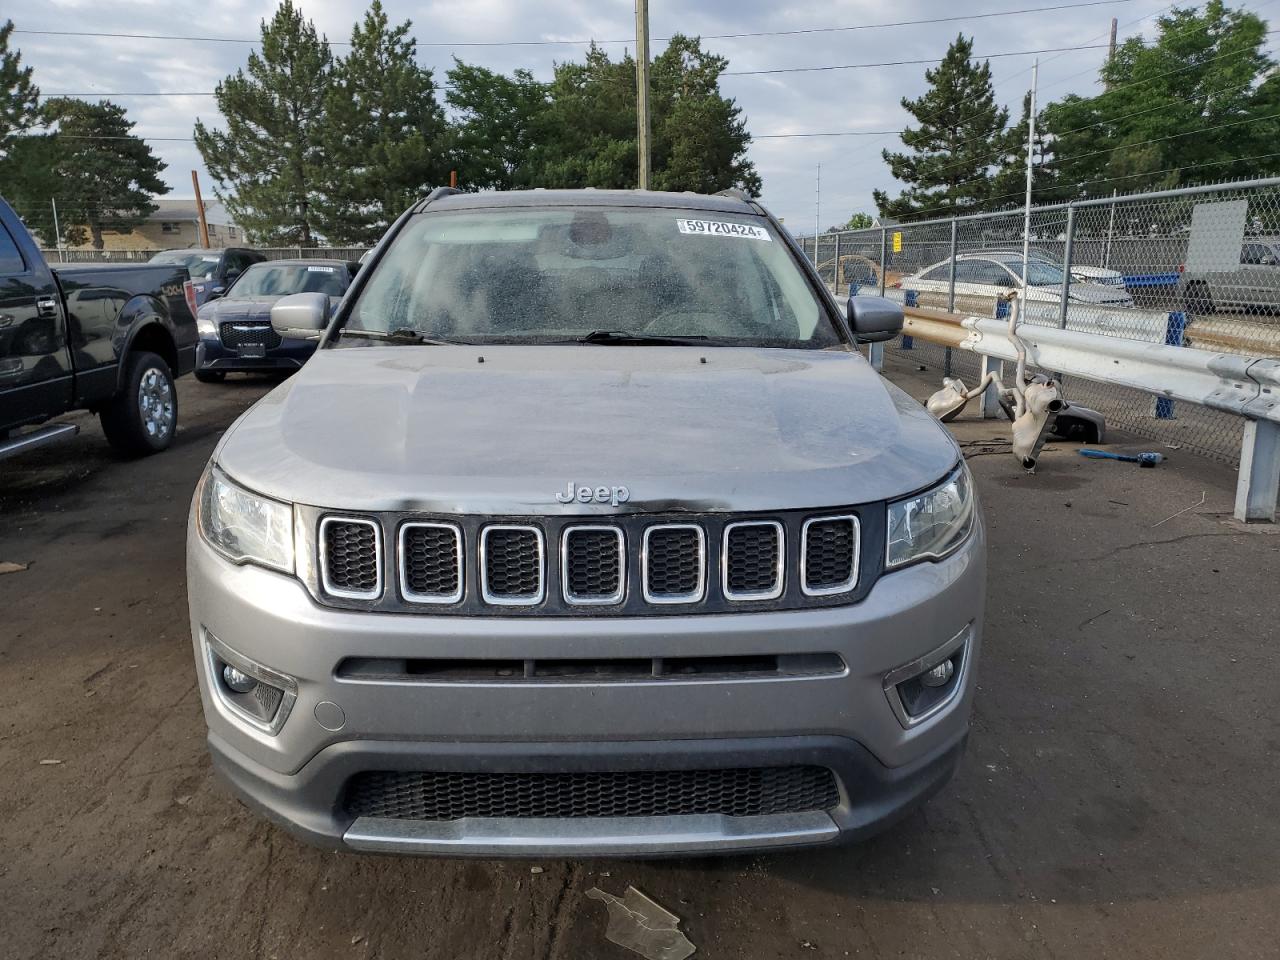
2,363,1278,959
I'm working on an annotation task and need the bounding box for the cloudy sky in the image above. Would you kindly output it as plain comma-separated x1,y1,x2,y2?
11,0,1194,232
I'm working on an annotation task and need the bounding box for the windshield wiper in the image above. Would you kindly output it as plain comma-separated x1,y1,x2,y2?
340,328,463,345
576,329,711,346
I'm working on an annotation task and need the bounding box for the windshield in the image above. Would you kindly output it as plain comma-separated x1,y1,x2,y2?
998,259,1066,287
226,262,349,299
152,251,221,279
342,207,842,348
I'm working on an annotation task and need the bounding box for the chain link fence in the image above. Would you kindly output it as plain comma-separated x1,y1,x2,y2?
799,177,1280,465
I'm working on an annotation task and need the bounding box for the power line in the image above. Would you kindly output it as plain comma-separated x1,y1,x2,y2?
724,42,1114,77
11,1,1135,49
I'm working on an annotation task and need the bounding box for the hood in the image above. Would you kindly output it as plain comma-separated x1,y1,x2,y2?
214,345,960,514
201,297,283,323
1065,282,1132,304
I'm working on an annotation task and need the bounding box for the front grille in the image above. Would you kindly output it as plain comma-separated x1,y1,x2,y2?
344,766,839,821
724,521,784,600
562,526,624,604
219,321,282,350
320,517,381,598
399,523,462,603
802,516,859,595
643,525,704,603
481,525,544,604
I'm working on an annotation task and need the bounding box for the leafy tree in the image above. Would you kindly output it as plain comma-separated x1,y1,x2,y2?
17,99,168,249
1041,1,1279,197
842,213,874,229
874,34,1010,218
314,1,450,244
991,91,1057,204
194,0,332,244
0,19,39,157
445,62,548,191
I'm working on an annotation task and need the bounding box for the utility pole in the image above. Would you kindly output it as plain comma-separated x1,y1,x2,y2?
815,162,821,240
1105,17,1118,89
191,170,211,248
1021,60,1039,292
635,0,652,190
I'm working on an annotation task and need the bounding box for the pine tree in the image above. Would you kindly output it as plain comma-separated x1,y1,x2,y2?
874,34,1009,219
34,98,168,249
991,91,1056,205
445,62,547,191
314,1,449,244
194,0,332,244
0,19,39,157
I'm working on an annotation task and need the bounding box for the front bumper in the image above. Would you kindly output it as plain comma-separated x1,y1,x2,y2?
196,335,315,373
188,518,985,856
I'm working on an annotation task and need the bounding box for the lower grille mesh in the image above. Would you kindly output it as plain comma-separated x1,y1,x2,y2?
345,766,839,821
220,321,282,349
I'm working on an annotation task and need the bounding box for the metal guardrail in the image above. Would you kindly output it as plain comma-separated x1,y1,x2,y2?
892,301,1280,522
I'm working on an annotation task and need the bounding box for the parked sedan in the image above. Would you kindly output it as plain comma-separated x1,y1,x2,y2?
194,259,358,382
902,253,1134,313
981,248,1126,288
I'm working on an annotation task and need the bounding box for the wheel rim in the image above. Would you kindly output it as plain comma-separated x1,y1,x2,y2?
138,367,174,440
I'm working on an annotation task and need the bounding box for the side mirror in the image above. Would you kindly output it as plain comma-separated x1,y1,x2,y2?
271,292,330,341
846,295,903,343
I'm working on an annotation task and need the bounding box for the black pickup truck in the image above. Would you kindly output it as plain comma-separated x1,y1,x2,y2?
0,197,197,460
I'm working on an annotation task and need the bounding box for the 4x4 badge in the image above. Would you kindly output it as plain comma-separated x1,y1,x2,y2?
555,481,631,507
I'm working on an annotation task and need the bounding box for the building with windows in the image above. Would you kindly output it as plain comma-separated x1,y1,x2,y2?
67,198,242,251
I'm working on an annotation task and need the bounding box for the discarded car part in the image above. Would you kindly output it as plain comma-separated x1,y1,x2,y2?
1078,449,1164,467
586,886,696,960
1010,380,1063,470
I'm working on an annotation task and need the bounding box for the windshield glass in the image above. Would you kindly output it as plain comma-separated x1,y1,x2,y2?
343,207,842,347
152,251,221,278
227,262,349,299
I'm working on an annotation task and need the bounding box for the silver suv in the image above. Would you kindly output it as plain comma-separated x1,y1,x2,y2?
187,189,985,856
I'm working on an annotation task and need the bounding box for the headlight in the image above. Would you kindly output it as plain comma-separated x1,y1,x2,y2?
197,312,217,337
886,463,975,568
197,465,294,573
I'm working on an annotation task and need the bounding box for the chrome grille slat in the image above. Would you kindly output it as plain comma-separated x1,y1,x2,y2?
723,520,784,601
480,525,545,605
399,522,463,604
561,525,625,605
642,524,706,604
319,516,382,600
801,515,860,596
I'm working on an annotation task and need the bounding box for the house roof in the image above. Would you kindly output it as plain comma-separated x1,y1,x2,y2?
147,198,236,227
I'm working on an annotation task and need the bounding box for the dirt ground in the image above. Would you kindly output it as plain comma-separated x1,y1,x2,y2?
2,360,1279,960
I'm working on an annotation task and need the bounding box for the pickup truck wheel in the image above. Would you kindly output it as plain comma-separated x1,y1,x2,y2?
194,369,226,383
100,351,177,456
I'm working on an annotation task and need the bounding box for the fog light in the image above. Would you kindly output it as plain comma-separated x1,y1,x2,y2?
222,664,257,694
920,658,954,688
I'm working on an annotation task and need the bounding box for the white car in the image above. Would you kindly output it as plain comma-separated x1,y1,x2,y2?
902,253,1134,315
982,249,1126,288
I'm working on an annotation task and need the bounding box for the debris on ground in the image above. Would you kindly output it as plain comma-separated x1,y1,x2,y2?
586,886,696,960
0,561,29,575
1078,449,1163,468
38,759,63,765
1152,492,1207,528
530,866,544,874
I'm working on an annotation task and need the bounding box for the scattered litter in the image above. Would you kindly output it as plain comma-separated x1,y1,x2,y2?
39,759,63,765
799,940,817,950
0,561,29,575
530,866,544,874
351,934,364,945
1078,449,1163,468
1108,499,1129,506
931,887,941,896
1164,443,1182,450
1076,608,1112,631
586,886,696,960
1152,491,1207,527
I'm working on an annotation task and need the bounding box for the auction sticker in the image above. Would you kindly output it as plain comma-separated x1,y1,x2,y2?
676,219,771,241
307,265,336,272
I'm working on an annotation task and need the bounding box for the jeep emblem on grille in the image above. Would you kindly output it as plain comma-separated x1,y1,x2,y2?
555,481,631,507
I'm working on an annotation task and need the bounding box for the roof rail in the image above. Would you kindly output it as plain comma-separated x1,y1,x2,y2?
714,188,754,203
414,186,462,212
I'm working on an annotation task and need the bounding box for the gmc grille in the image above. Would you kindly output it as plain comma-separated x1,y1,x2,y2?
219,321,282,350
344,766,840,821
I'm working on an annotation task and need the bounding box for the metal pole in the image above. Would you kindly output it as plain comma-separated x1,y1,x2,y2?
192,170,211,248
832,230,841,296
635,0,652,190
51,198,64,262
815,163,821,241
1021,59,1039,297
1104,189,1117,269
945,218,959,377
878,228,887,295
1058,203,1075,329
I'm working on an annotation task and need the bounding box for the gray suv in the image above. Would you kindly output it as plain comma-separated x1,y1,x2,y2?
187,188,985,856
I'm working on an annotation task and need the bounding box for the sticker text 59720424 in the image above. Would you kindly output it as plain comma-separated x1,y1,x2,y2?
676,219,772,241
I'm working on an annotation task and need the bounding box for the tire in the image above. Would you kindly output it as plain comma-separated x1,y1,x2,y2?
100,351,177,456
194,369,226,383
1184,281,1214,316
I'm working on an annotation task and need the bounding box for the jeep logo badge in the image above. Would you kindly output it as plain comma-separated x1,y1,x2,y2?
555,481,631,507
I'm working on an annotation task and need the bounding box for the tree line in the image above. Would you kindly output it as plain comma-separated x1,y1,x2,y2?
865,0,1280,225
